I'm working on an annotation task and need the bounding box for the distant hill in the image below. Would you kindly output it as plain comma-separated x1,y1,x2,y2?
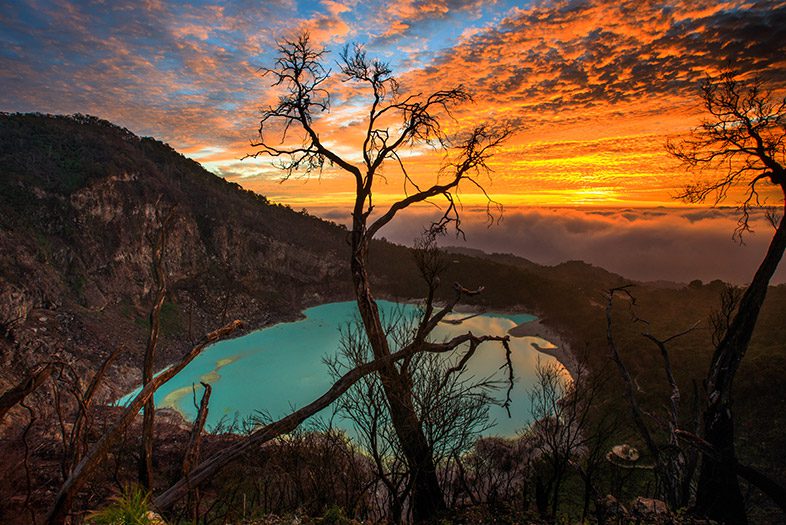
443,246,688,289
443,246,541,272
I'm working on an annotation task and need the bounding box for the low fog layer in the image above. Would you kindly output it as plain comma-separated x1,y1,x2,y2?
312,206,786,286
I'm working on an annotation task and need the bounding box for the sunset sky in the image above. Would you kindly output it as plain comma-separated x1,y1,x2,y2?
2,0,786,283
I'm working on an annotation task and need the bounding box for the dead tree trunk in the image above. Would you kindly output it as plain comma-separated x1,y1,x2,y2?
140,211,173,490
677,429,786,515
183,382,211,521
248,34,510,523
606,287,697,510
351,232,446,522
666,74,786,522
695,211,786,523
183,382,212,479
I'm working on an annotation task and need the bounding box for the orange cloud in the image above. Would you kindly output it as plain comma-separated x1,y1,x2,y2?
3,0,785,214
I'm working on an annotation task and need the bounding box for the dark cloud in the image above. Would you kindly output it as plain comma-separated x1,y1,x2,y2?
2,0,785,211
0,0,289,145
431,0,786,116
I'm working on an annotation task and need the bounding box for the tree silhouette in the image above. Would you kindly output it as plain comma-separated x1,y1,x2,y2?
247,33,510,521
326,289,497,521
668,72,786,524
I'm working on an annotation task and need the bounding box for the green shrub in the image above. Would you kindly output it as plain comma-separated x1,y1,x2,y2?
86,484,160,525
320,505,350,525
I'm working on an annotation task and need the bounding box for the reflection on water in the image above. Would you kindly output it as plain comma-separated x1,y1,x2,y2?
118,301,564,436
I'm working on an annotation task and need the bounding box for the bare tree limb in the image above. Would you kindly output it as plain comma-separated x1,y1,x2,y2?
68,346,123,471
46,320,242,525
641,321,699,441
0,363,54,424
605,287,659,459
153,330,509,510
140,207,175,489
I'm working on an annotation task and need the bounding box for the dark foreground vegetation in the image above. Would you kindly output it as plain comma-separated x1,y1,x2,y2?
1,69,786,523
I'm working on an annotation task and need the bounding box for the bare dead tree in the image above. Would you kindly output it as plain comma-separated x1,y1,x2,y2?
641,326,700,510
247,32,511,522
605,286,698,511
140,208,175,490
605,288,659,457
667,72,786,524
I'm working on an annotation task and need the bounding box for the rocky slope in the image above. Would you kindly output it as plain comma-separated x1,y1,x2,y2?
0,113,352,400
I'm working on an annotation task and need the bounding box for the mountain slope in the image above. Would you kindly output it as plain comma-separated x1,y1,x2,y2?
0,113,352,394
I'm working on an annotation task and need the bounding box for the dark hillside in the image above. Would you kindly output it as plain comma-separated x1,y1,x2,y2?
0,113,350,399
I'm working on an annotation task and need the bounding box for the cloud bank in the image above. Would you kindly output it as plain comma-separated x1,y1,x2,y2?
311,205,786,285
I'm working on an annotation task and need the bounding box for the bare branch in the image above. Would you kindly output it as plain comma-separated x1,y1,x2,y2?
46,320,243,525
68,346,124,472
667,71,786,233
250,33,361,181
641,322,699,444
366,124,511,241
0,363,54,423
605,287,659,458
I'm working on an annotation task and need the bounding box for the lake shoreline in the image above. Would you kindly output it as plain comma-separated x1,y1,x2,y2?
119,300,564,435
508,319,579,378
380,298,579,378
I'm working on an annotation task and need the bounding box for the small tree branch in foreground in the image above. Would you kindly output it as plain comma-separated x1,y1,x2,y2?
0,363,54,423
46,320,243,525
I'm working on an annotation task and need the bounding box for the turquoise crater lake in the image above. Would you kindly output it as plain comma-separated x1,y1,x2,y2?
119,301,565,437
